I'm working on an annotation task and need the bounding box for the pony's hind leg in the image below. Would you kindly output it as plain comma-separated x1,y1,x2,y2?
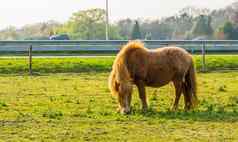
182,83,192,111
135,80,148,112
172,80,183,111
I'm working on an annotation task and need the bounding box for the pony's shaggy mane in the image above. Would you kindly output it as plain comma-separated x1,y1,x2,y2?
114,41,146,66
112,41,147,83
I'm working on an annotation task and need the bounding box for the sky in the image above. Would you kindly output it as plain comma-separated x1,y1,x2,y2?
0,0,237,29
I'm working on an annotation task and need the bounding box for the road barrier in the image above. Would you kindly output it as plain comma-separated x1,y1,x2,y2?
1,40,238,74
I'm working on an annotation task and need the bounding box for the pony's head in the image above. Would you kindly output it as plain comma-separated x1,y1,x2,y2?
108,67,133,114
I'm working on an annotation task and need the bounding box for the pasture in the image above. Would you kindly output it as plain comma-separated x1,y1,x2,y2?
0,55,238,74
0,56,238,141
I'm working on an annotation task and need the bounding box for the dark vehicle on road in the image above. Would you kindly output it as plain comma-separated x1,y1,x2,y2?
49,34,70,40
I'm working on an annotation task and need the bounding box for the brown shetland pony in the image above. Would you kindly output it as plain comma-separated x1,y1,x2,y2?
109,41,198,114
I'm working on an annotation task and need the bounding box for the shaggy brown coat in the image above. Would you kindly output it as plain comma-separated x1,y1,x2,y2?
109,41,198,114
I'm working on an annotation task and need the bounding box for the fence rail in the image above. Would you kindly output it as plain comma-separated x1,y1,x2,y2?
1,40,238,52
1,40,238,74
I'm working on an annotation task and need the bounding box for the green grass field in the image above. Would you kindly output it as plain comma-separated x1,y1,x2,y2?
0,56,238,141
0,72,238,141
1,55,238,74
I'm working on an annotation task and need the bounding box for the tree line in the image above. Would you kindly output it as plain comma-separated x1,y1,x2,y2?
1,2,238,40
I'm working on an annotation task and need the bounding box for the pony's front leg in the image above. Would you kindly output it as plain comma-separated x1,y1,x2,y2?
135,80,148,112
172,80,182,111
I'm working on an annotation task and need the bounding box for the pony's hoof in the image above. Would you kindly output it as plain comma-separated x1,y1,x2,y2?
116,107,121,113
142,107,148,112
171,107,178,112
120,110,130,115
120,111,130,115
119,108,131,115
184,106,192,112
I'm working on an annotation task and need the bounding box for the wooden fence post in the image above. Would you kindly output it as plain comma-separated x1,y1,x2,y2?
202,42,206,72
29,45,33,75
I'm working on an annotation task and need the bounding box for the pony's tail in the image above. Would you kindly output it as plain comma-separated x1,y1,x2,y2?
185,62,199,108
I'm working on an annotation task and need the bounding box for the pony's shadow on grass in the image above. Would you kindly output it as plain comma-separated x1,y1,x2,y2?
131,108,238,122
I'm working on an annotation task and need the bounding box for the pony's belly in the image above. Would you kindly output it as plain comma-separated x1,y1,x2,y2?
145,78,171,87
144,69,173,87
